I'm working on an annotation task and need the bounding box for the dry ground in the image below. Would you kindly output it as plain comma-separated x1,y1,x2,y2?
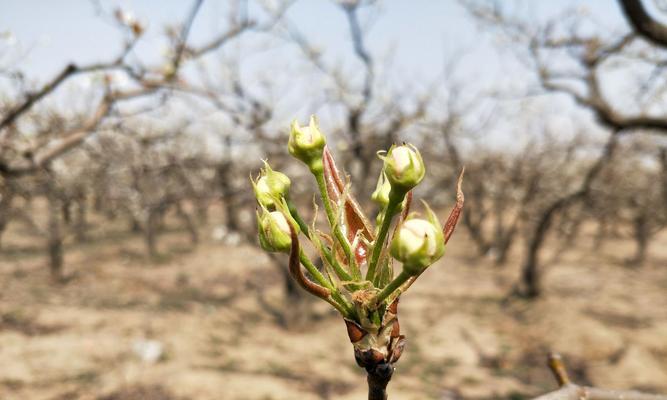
1,215,666,400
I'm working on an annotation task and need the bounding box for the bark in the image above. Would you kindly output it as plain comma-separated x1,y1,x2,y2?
630,213,649,267
129,216,142,233
367,366,393,400
494,230,516,266
217,162,240,232
61,200,72,225
618,0,667,47
0,185,15,250
74,194,88,242
531,353,667,400
592,218,608,251
517,136,617,298
47,189,64,281
176,202,198,245
463,208,492,257
519,193,584,298
144,209,160,258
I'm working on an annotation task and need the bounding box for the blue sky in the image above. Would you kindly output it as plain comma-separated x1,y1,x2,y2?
0,0,642,151
0,0,627,83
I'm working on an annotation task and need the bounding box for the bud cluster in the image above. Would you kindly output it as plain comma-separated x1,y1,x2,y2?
251,114,464,394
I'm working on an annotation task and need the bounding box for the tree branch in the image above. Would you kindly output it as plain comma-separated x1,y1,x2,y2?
618,0,667,47
531,353,667,400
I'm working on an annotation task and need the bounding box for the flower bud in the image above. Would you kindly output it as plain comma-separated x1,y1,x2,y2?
383,144,425,193
252,161,291,209
257,210,298,253
371,171,391,208
390,205,444,275
288,115,326,172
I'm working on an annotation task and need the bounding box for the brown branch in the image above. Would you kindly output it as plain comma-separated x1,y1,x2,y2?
546,353,570,386
0,64,77,132
530,353,667,400
0,36,142,134
473,2,667,136
187,20,256,58
341,1,374,104
0,85,162,177
618,0,667,47
171,0,204,73
367,368,392,400
516,134,617,298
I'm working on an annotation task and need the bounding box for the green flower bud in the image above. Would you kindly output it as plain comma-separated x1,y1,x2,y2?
390,205,444,275
257,209,299,253
252,161,291,209
383,144,425,193
371,171,391,208
288,115,326,172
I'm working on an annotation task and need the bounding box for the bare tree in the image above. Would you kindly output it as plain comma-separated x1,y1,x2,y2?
0,0,280,273
465,0,667,297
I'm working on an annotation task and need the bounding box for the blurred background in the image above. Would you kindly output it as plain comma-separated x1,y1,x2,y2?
0,0,666,399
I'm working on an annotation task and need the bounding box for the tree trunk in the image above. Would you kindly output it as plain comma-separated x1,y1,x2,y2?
593,218,608,250
0,186,14,250
47,190,64,281
176,202,198,245
518,194,582,298
74,194,88,242
517,135,616,298
217,163,240,232
129,216,142,233
463,209,492,257
630,213,649,267
367,368,393,400
494,232,514,266
61,199,72,225
195,199,209,225
145,209,159,258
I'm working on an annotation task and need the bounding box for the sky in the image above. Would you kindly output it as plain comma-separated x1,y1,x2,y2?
0,0,649,151
0,0,628,83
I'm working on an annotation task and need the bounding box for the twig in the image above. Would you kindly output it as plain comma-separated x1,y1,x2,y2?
618,0,667,47
531,353,667,400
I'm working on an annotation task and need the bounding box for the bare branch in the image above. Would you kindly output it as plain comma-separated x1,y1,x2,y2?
171,0,205,74
531,353,667,400
618,0,667,47
341,1,374,103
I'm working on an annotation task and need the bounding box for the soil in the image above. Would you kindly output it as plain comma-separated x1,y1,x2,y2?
1,216,666,400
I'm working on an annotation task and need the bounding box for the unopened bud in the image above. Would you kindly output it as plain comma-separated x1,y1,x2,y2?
390,205,444,275
257,210,298,253
288,115,326,172
383,144,425,193
252,161,291,209
371,171,391,208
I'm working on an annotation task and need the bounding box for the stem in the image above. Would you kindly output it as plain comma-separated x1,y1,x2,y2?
288,198,353,282
287,198,310,237
299,250,331,289
314,170,357,279
366,190,404,282
375,270,411,305
299,251,353,316
367,365,394,400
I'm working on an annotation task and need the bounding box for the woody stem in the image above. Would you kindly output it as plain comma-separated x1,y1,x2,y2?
367,364,394,400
